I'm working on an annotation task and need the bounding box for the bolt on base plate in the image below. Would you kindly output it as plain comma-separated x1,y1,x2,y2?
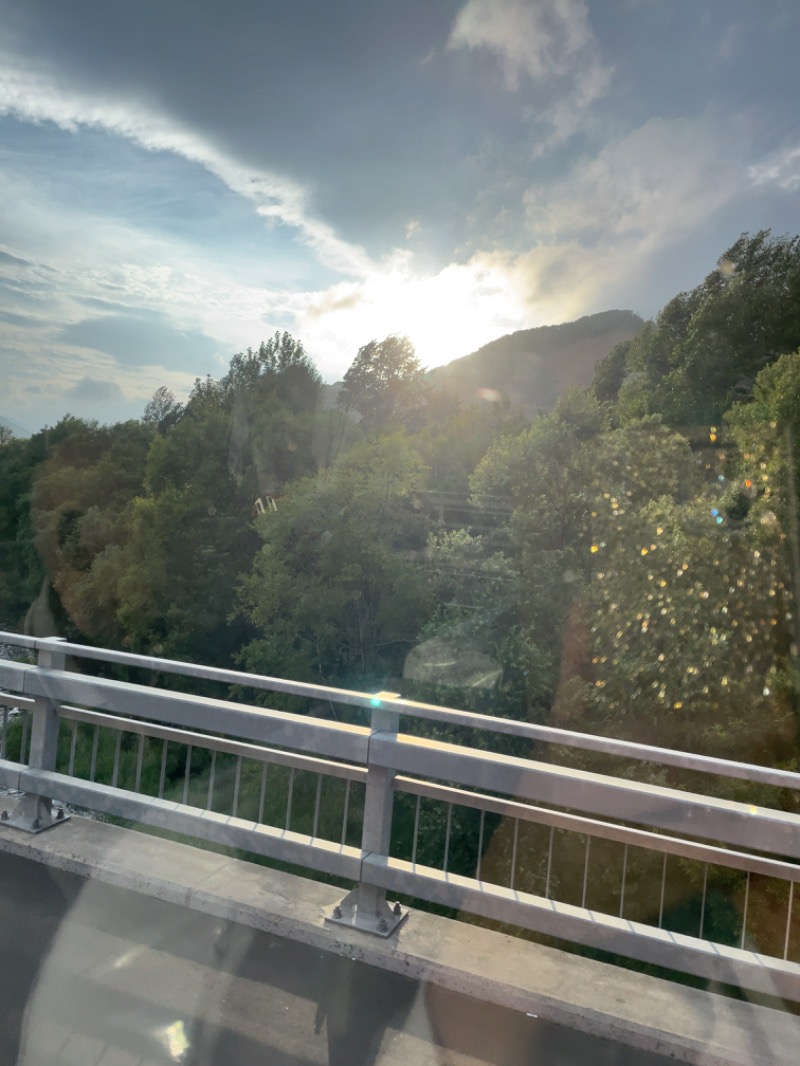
0,796,70,834
325,889,408,937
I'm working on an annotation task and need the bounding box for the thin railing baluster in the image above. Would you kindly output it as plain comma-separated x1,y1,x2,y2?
285,767,295,830
183,745,193,805
19,710,29,765
158,740,168,799
207,750,217,810
68,720,78,776
475,808,485,880
412,795,422,867
111,730,122,788
232,755,242,818
581,837,591,909
135,734,145,792
699,863,709,939
509,817,519,890
89,726,99,782
311,775,322,840
258,763,268,824
340,778,350,845
1,707,7,759
740,871,751,950
545,826,554,899
619,843,628,918
443,803,453,873
784,881,795,961
658,854,667,928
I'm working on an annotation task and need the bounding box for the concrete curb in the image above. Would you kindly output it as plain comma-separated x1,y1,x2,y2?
1,817,797,1065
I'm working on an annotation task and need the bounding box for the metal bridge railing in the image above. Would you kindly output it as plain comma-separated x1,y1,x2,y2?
1,630,800,1001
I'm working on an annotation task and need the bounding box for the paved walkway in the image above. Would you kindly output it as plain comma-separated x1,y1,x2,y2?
0,851,677,1066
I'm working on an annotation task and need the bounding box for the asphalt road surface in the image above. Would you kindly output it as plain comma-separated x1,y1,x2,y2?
0,851,677,1066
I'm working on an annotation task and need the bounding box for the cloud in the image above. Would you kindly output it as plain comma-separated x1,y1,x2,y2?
448,0,612,152
525,114,744,244
59,312,224,371
715,22,745,65
0,309,40,327
502,113,757,320
65,376,125,404
748,145,800,193
0,248,30,267
450,0,596,87
0,51,374,279
0,338,197,431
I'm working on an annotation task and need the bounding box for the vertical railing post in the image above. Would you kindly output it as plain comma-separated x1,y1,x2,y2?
357,706,398,923
13,638,68,832
326,699,408,936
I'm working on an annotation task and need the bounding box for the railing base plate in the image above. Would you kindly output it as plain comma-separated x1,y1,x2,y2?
0,795,70,834
324,889,408,937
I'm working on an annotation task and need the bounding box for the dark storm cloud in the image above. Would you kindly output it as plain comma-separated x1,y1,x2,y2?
60,312,224,372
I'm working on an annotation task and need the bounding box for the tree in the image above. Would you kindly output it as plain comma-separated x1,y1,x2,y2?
239,435,431,688
29,419,152,643
337,335,424,432
222,332,322,414
616,231,800,426
143,386,183,432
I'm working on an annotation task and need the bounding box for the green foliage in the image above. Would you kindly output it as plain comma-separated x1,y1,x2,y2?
338,335,424,433
239,435,432,687
617,231,800,425
591,339,631,404
0,435,46,628
142,386,184,432
29,419,152,643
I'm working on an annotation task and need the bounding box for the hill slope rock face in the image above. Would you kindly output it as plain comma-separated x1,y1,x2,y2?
429,310,643,414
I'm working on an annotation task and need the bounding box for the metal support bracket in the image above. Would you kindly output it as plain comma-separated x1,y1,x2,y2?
0,794,70,834
324,887,408,937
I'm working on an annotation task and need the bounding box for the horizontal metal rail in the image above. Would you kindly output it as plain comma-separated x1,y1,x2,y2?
395,775,800,882
0,694,34,709
1,663,368,764
58,705,367,783
7,764,361,880
364,855,800,1003
378,733,800,859
4,632,798,791
0,634,38,651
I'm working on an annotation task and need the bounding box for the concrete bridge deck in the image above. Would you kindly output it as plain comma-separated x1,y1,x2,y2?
0,818,797,1066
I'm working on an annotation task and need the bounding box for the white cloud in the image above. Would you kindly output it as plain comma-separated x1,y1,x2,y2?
0,50,374,279
748,145,800,193
506,114,754,318
525,115,744,243
449,0,595,87
448,0,612,152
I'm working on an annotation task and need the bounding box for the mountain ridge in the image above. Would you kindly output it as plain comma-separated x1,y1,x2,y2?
427,309,643,414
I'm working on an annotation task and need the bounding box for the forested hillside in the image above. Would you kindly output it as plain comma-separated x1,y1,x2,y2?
427,309,643,415
2,231,799,768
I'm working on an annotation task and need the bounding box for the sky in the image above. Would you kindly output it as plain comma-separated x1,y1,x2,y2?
1,0,799,432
